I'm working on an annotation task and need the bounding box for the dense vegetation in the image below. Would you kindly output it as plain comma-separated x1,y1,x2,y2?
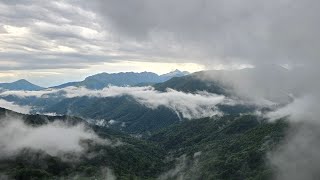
0,108,170,180
0,108,288,179
150,115,288,180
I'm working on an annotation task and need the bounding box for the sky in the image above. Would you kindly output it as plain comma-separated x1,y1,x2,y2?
0,0,319,86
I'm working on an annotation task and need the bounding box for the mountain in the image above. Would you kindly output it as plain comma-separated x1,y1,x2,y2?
51,70,190,89
0,79,44,91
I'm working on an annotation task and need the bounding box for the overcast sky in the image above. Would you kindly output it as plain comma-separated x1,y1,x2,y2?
0,0,318,86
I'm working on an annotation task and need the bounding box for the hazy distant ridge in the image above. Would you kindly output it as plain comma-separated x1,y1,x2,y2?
51,69,190,89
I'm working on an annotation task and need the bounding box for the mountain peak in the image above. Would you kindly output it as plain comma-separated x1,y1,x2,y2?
0,79,44,91
161,69,190,77
171,69,181,73
14,79,31,84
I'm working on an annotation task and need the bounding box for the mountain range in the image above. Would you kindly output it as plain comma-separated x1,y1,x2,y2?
0,70,256,135
51,69,190,89
0,70,189,91
0,67,295,179
0,67,291,136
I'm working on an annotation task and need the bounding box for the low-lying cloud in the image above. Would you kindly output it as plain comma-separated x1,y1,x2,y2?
0,99,31,114
268,122,320,180
0,86,227,119
158,152,201,180
0,116,107,158
266,95,318,122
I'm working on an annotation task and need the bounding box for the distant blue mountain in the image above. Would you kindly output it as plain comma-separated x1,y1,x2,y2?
0,79,44,91
51,69,190,89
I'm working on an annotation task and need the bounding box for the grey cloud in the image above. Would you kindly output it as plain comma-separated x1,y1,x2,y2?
2,0,320,71
268,123,320,180
266,95,319,122
94,0,320,67
0,51,126,71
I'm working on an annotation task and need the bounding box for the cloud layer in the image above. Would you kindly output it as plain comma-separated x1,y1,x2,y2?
0,86,227,119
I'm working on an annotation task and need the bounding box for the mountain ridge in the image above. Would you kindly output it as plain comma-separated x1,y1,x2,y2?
51,70,190,89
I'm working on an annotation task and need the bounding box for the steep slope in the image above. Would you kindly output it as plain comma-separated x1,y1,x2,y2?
149,115,288,180
0,79,44,91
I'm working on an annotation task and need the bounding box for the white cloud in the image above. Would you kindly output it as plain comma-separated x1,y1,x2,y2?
0,116,108,158
0,88,61,98
0,99,31,114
